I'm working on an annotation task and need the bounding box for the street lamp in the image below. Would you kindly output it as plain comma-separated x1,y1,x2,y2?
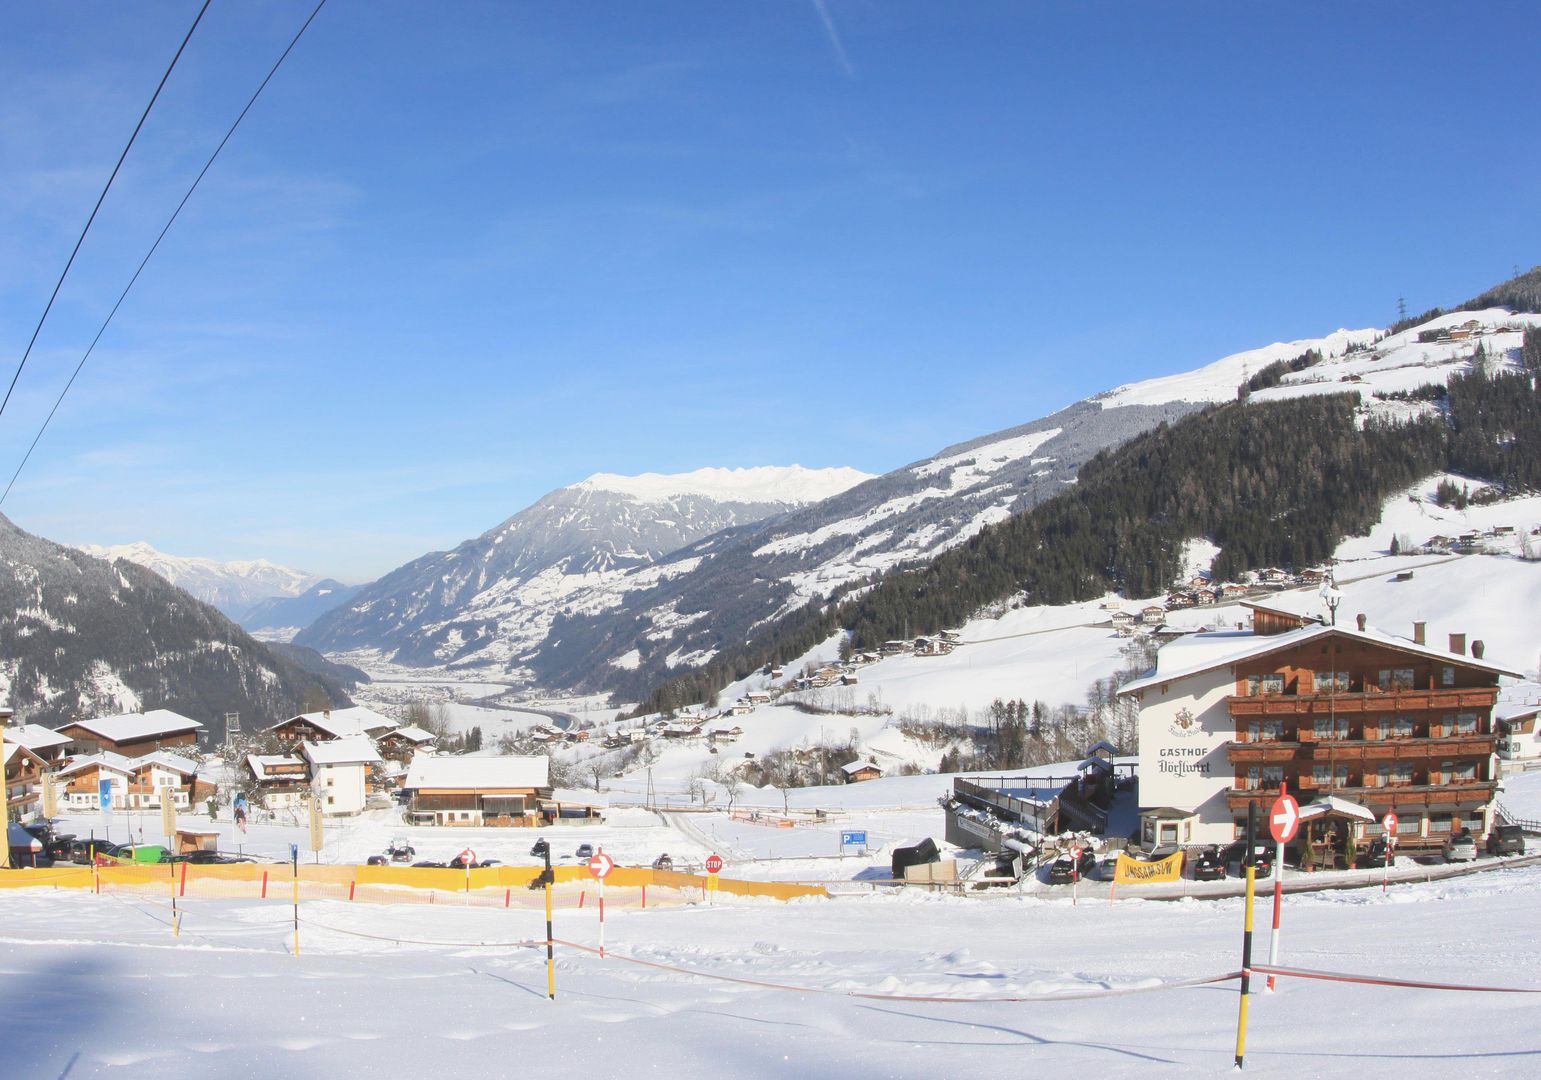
1318,572,1343,627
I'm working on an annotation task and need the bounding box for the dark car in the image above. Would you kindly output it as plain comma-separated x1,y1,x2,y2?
186,850,251,865
386,839,415,863
1047,848,1096,884
412,860,447,868
1192,846,1226,881
575,843,594,860
366,854,389,867
68,838,126,864
1221,840,1274,879
1358,836,1392,869
652,853,674,871
1487,825,1526,857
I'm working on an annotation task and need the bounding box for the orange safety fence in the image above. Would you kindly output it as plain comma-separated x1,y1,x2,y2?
0,863,827,907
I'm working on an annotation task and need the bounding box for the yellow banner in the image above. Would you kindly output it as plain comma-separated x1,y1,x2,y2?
1113,850,1185,884
308,796,324,852
160,795,177,841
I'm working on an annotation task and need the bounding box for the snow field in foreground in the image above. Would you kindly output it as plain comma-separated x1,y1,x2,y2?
3,858,1540,1079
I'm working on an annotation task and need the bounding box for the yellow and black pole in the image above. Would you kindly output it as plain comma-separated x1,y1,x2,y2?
290,842,300,957
529,837,556,999
1234,800,1258,1069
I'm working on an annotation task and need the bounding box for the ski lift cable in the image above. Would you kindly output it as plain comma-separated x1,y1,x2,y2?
0,0,331,507
0,0,214,425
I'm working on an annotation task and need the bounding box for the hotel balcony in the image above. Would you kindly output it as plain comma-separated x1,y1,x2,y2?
1228,687,1499,716
1226,779,1497,812
1229,736,1495,764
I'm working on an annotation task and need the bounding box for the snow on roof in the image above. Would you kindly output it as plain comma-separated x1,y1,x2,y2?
385,725,436,743
1496,701,1541,722
841,760,881,775
3,742,46,767
1300,795,1376,822
549,787,608,808
4,723,71,751
67,709,203,742
273,706,396,739
58,751,138,778
246,754,306,781
300,736,382,766
404,755,549,791
134,750,201,775
1118,623,1524,698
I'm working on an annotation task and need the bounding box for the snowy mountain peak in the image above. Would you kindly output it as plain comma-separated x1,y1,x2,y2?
573,465,874,506
76,541,322,621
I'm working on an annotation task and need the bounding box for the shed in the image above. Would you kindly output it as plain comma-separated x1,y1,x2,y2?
175,829,221,854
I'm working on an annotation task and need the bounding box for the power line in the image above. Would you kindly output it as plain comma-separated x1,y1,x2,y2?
0,0,213,425
1,0,331,508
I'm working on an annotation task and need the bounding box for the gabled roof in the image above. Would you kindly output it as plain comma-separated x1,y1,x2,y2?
1118,623,1524,698
131,751,202,776
62,709,203,743
4,723,72,753
300,736,382,766
841,759,881,775
246,754,306,781
57,751,138,778
3,742,47,769
403,755,548,791
382,725,435,744
269,706,396,740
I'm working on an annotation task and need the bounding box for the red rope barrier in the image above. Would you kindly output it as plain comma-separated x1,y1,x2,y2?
1252,963,1541,994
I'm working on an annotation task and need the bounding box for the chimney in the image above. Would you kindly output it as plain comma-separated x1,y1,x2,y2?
1413,621,1426,646
1355,613,1367,631
1449,633,1466,655
1472,640,1485,659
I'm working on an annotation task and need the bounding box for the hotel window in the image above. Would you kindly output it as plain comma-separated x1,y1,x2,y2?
1378,668,1416,691
1429,814,1454,834
1443,713,1479,737
1312,716,1350,740
1311,762,1350,787
1387,715,1415,739
1246,765,1284,789
1248,719,1286,742
1313,670,1349,692
1441,665,1456,687
1445,760,1477,784
1246,673,1285,696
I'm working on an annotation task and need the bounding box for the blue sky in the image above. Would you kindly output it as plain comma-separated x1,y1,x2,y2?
2,1,1539,581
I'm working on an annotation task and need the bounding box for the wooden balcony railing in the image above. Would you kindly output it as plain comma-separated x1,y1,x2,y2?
1228,687,1499,716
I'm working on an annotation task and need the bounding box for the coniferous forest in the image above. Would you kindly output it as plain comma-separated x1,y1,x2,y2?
637,362,1541,717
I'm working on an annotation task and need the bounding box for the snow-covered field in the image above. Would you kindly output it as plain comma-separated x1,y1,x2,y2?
5,851,1541,1077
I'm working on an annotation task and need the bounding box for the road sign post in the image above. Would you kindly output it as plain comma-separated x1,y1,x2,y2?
1265,787,1300,992
587,849,614,957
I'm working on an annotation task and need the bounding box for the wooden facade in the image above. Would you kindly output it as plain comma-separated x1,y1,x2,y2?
1224,634,1502,847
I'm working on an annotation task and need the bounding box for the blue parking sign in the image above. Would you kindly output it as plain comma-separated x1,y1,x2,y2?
841,830,867,846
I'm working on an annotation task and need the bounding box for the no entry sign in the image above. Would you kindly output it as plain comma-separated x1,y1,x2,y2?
705,853,724,874
1269,792,1301,845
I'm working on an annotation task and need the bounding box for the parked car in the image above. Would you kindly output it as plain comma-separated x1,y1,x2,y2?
575,843,594,860
68,838,126,864
412,860,447,868
1047,848,1096,884
1221,840,1274,879
1444,829,1478,863
1487,825,1526,857
1358,836,1392,869
386,837,415,863
1192,846,1226,881
366,854,389,867
185,850,251,865
652,853,674,871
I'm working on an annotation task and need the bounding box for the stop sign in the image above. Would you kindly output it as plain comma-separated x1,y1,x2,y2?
705,853,723,874
587,851,615,879
1269,792,1301,844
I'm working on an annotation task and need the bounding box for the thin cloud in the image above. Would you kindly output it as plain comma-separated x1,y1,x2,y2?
809,0,857,79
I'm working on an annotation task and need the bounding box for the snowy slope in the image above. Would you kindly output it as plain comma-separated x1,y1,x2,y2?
76,540,322,620
298,465,874,669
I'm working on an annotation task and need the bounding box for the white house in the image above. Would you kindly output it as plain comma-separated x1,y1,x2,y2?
299,736,381,816
402,755,550,826
1496,703,1541,762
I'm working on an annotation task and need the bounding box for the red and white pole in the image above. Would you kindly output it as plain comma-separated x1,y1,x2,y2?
598,873,606,959
1266,784,1286,993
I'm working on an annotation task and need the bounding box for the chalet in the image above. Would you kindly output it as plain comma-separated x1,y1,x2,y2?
661,722,702,739
1221,583,1251,599
57,709,203,758
745,692,772,706
1256,568,1290,585
3,723,72,766
59,753,134,810
1166,592,1197,610
840,673,860,686
376,725,436,762
1299,569,1327,585
880,640,911,656
1194,587,1221,606
709,726,744,743
1241,601,1320,636
1496,704,1541,762
841,760,883,783
1140,605,1167,626
1119,619,1522,855
245,754,310,810
770,667,785,679
402,755,550,827
1110,610,1135,627
266,706,396,749
3,743,49,818
300,737,382,815
727,701,754,716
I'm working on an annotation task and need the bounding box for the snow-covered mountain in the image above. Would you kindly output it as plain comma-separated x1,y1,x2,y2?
74,541,322,621
297,465,873,667
2,517,349,733
241,579,362,640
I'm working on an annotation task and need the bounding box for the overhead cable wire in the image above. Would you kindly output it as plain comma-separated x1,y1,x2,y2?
0,0,330,506
0,0,213,424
